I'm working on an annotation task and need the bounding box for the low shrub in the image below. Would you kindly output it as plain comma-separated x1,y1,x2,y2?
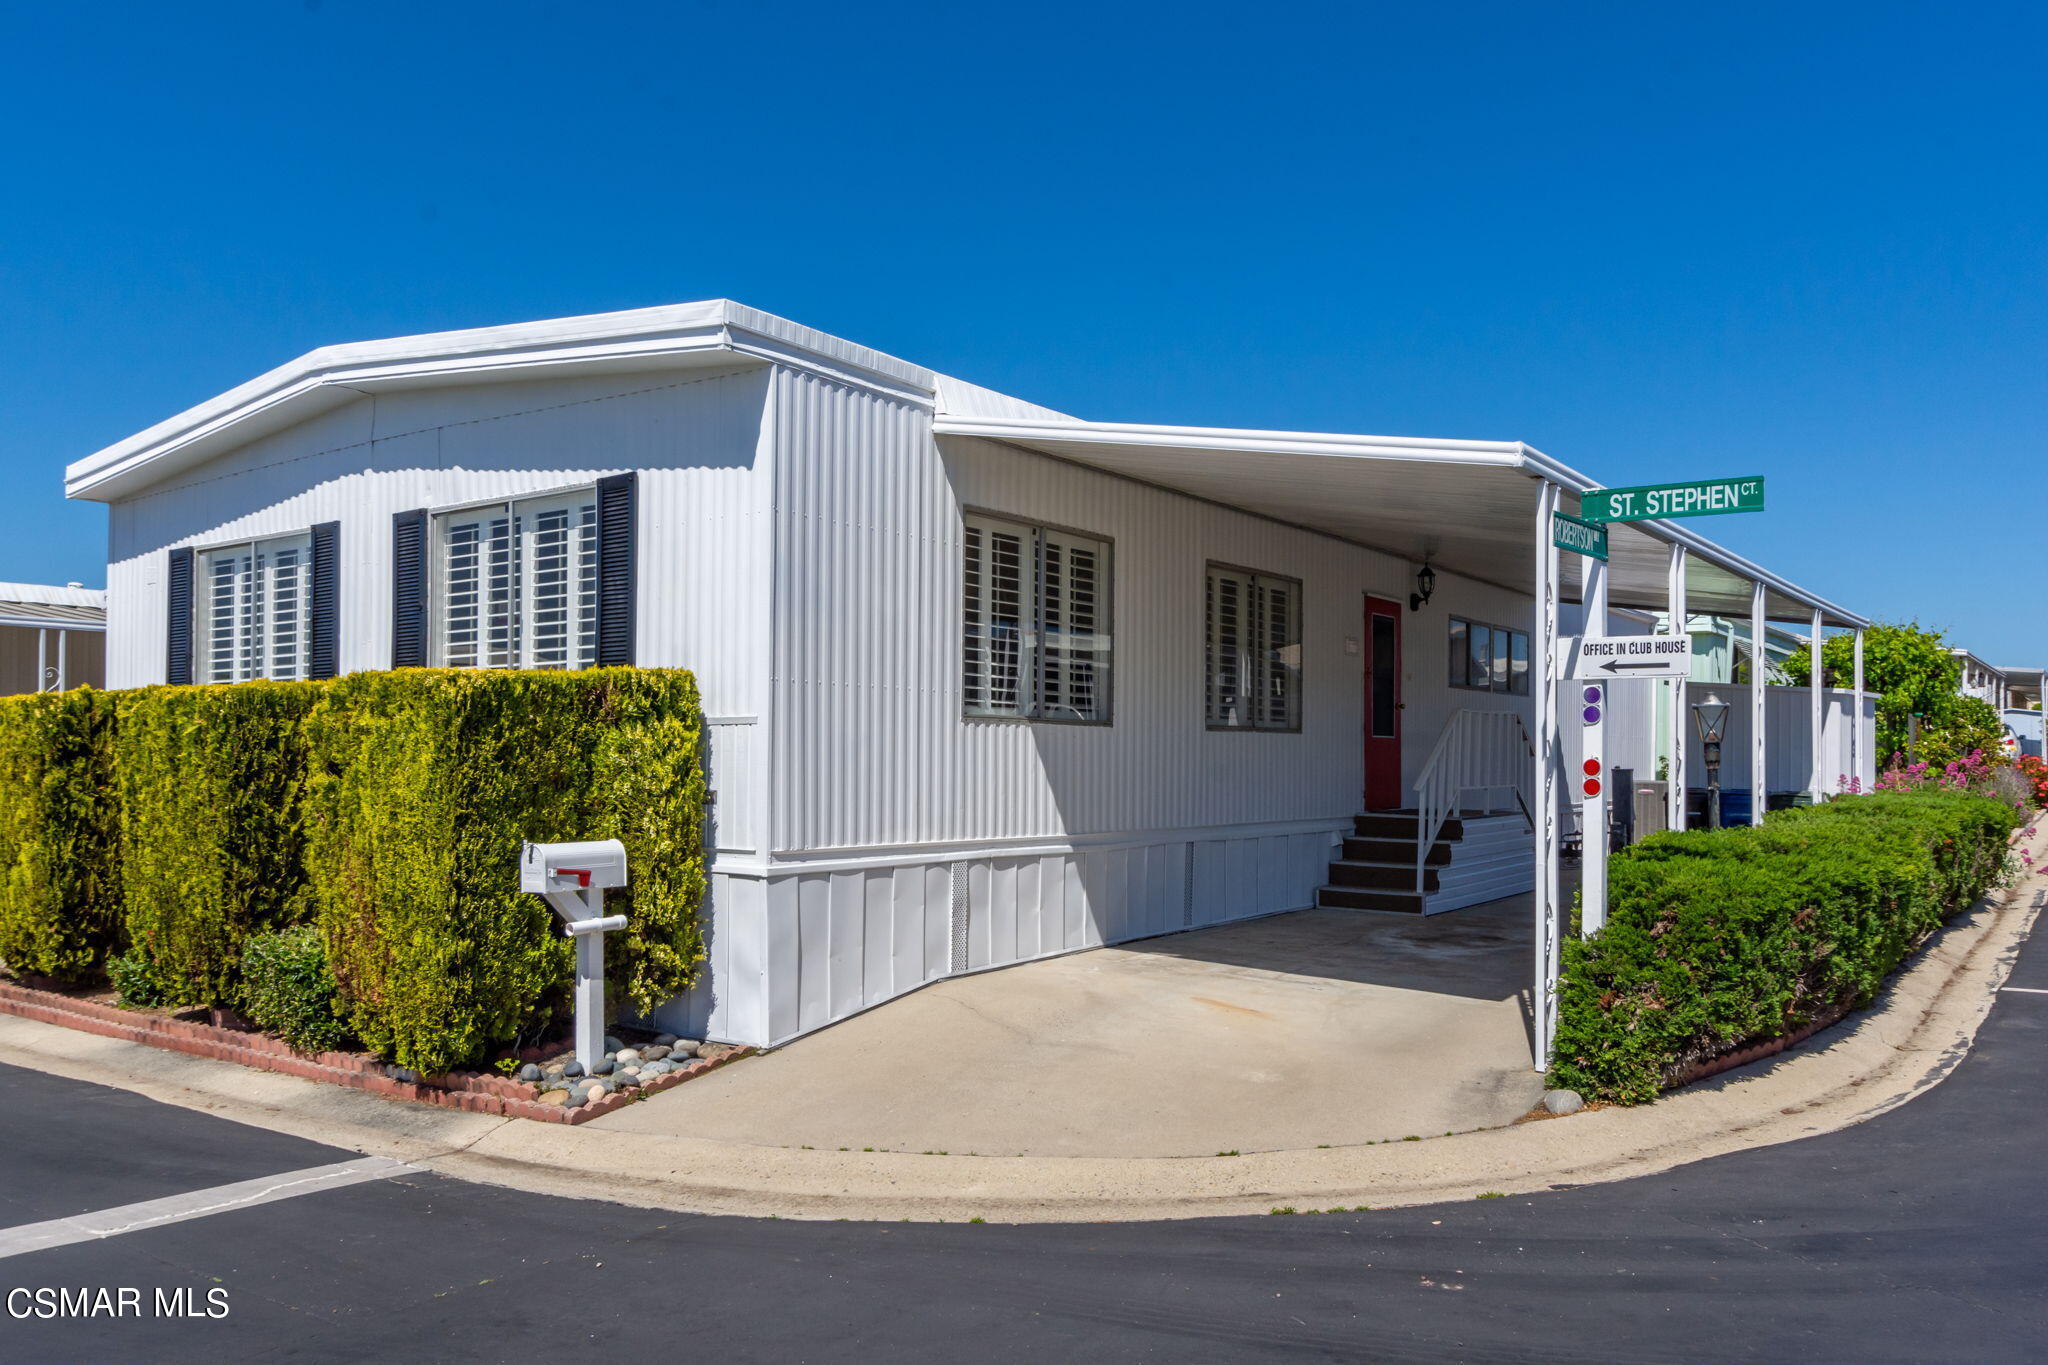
0,689,122,984
304,668,707,1074
240,925,352,1053
115,682,322,1007
1551,791,2020,1104
107,946,171,1010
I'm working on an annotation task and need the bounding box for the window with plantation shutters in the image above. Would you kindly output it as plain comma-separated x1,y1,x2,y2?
196,532,315,683
1206,564,1301,731
962,513,1112,723
434,490,599,671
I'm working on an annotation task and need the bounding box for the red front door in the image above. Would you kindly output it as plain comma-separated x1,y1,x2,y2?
1363,595,1403,810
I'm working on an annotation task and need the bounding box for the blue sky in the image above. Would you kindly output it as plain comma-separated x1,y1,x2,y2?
3,3,2041,656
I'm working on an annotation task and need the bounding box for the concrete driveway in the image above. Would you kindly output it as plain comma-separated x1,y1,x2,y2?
596,899,1545,1157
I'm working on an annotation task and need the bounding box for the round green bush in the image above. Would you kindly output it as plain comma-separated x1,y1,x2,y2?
239,925,352,1054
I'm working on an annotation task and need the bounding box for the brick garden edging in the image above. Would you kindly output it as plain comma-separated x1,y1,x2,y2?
0,978,751,1125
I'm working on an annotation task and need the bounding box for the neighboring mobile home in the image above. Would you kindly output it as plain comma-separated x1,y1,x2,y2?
63,302,1874,1054
0,582,105,695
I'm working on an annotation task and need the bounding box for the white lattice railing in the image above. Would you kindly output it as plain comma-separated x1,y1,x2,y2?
1412,709,1535,892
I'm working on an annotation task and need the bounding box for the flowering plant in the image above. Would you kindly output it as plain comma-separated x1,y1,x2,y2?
1877,748,2033,812
2016,754,2048,809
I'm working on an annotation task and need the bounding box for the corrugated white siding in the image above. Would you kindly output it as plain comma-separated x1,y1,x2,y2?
766,377,1535,855
104,364,775,717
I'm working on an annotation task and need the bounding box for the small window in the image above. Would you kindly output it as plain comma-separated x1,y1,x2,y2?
433,490,598,670
963,513,1112,723
1206,565,1302,730
1450,616,1530,696
197,532,313,683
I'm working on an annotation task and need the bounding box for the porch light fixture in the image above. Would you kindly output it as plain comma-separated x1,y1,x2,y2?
1409,562,1437,612
1693,691,1730,829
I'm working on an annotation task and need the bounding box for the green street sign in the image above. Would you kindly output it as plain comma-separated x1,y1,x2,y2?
1551,510,1608,560
1581,476,1764,523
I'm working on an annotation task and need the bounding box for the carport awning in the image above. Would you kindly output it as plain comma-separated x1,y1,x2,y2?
934,416,1865,628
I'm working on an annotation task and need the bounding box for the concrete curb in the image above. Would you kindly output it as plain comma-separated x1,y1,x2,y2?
3,821,2040,1224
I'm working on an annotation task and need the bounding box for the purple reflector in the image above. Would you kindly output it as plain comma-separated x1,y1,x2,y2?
1582,706,1602,723
1582,686,1602,704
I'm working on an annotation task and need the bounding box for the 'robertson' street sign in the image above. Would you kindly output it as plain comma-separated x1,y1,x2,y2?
1551,511,1607,560
1581,476,1764,523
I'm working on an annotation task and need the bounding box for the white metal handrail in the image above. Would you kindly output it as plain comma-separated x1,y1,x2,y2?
1411,709,1536,892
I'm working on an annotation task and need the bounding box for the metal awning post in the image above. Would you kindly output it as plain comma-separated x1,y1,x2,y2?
36,628,49,693
1853,628,1867,785
1531,480,1561,1072
1750,581,1767,826
1809,608,1825,800
1667,542,1688,833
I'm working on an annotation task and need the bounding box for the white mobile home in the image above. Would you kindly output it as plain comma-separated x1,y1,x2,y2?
64,301,1874,1056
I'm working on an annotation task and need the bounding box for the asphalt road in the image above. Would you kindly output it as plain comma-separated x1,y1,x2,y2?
2,925,2045,1363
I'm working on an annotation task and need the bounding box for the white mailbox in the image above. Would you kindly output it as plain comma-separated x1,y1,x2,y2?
520,838,630,1072
520,839,629,895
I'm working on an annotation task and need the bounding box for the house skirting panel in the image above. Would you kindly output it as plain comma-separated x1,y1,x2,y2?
646,821,1348,1048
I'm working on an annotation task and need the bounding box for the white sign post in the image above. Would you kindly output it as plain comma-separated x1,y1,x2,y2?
1553,633,1689,937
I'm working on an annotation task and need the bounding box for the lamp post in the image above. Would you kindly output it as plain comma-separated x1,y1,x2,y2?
1693,690,1731,829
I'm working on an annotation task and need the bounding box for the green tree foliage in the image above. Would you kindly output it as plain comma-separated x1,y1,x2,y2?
115,682,322,1007
0,689,122,983
1782,621,1972,763
303,668,707,1074
1550,791,2018,1103
1916,695,2006,770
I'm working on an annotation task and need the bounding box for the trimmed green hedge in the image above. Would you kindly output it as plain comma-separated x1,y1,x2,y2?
0,689,122,983
115,682,321,1008
304,669,707,1074
1551,791,2020,1103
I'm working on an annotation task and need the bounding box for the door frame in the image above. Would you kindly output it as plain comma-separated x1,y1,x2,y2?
1363,594,1403,810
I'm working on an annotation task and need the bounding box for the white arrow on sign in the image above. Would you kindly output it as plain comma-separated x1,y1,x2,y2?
1554,633,1692,681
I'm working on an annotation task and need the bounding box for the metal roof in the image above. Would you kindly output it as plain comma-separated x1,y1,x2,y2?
933,416,1868,629
64,301,938,502
0,582,106,630
60,299,1869,629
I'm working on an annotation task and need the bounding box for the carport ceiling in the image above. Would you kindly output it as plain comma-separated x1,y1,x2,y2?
937,419,1862,629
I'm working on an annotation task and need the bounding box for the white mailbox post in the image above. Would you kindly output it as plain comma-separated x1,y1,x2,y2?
521,839,629,1071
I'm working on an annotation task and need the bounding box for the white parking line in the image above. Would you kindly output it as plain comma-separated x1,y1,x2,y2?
0,1156,418,1260
1999,986,2048,995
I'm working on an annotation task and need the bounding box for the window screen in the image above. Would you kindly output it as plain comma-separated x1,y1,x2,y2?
1206,565,1302,730
435,491,598,671
197,532,314,683
963,514,1112,722
1450,617,1531,696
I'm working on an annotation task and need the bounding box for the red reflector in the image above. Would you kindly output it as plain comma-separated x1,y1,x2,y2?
1582,778,1602,797
1582,759,1601,776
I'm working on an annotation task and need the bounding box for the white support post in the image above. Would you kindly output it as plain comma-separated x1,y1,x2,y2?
1809,608,1825,801
542,883,628,1071
56,630,68,692
36,628,49,693
1666,543,1688,833
1531,481,1561,1072
1751,581,1768,826
1853,628,1867,787
1580,556,1609,936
